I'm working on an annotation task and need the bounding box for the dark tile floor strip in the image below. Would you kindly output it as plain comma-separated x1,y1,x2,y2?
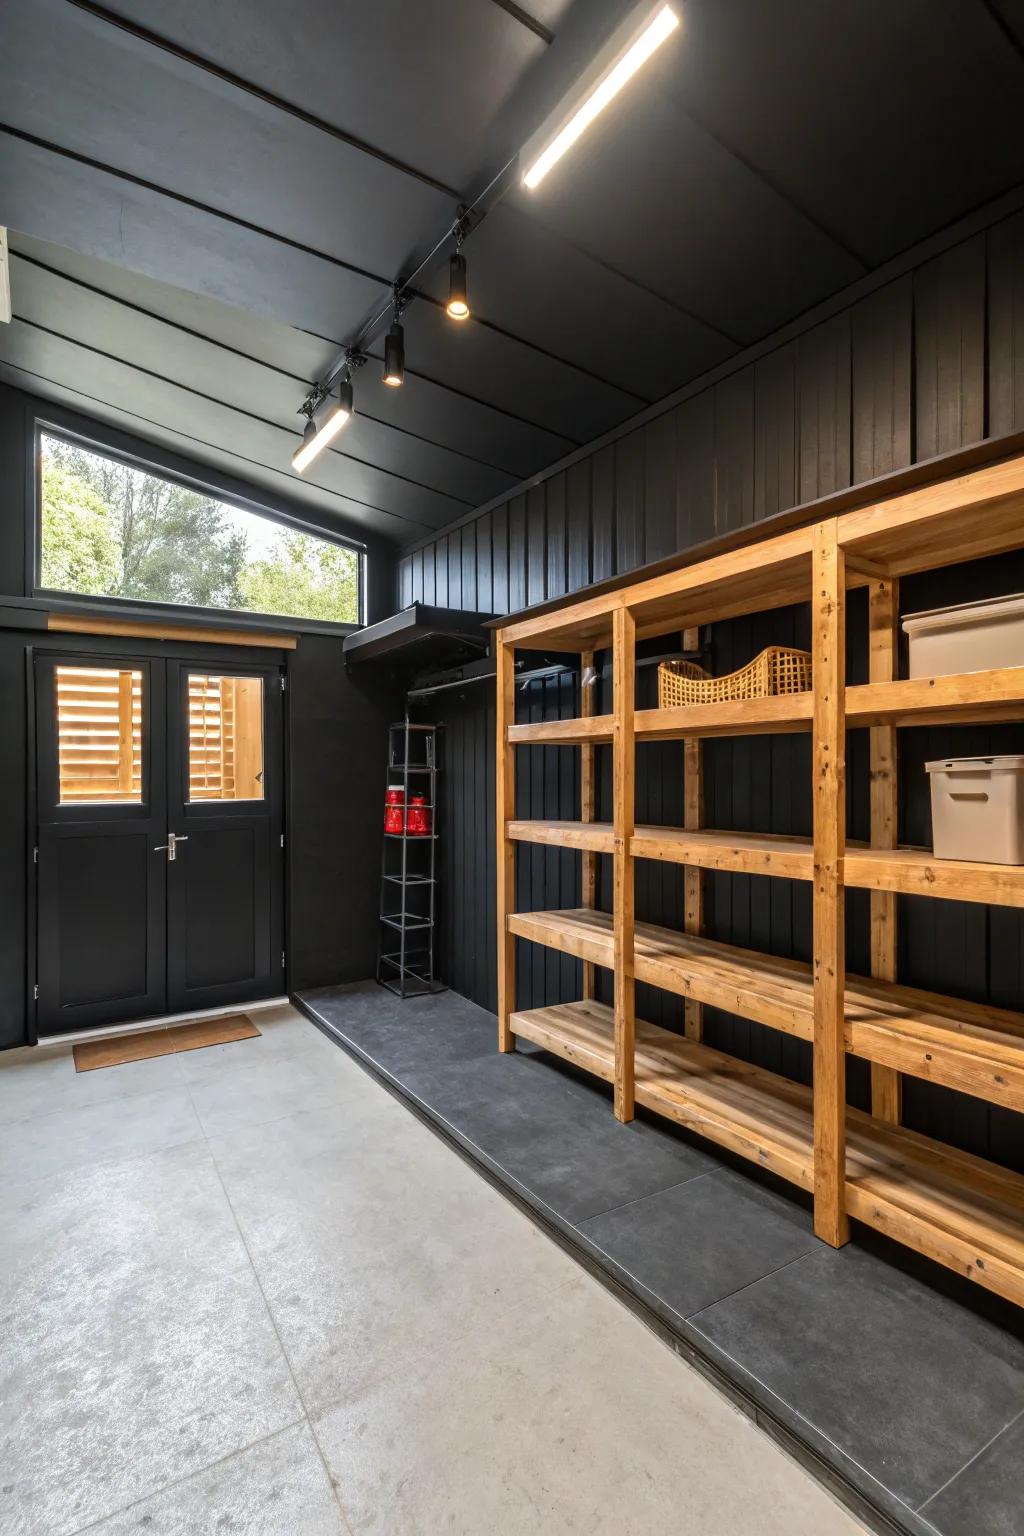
294,983,1024,1536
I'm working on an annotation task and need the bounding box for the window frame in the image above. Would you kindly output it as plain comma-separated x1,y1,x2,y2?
33,419,365,630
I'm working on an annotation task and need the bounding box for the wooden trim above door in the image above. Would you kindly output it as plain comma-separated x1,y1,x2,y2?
47,613,298,649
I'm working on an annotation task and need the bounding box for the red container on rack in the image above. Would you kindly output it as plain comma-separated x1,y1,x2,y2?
383,785,405,834
406,794,432,836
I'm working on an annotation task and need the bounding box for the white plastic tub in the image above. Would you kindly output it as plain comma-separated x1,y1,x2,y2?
925,755,1024,864
903,593,1024,679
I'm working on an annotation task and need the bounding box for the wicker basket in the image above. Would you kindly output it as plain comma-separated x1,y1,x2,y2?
658,645,812,708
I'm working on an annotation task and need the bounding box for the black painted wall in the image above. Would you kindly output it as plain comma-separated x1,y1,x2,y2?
0,383,398,1048
401,209,1024,1174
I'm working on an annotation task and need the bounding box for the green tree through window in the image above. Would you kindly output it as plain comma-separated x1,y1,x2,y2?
39,433,360,624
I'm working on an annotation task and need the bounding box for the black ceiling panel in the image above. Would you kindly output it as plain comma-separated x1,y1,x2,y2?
511,82,865,345
658,0,1024,266
88,0,572,191
3,0,449,281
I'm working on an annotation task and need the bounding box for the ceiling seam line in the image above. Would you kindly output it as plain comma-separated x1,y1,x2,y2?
4,358,433,537
13,314,474,510
678,103,872,271
485,0,554,44
975,0,1024,66
2,125,645,406
62,0,460,198
11,250,526,481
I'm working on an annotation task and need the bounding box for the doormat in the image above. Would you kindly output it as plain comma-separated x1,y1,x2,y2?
73,1013,260,1071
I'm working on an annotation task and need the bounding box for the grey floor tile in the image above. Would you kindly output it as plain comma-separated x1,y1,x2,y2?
301,983,499,1077
0,1041,185,1127
578,1166,817,1319
185,1043,368,1136
403,1049,721,1223
82,1421,348,1535
0,1140,249,1312
0,1260,302,1535
177,1005,345,1084
210,1098,575,1411
0,1084,202,1186
690,1243,1024,1511
312,1270,864,1536
922,1411,1024,1535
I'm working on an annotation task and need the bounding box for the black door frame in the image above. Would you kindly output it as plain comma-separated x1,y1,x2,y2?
25,634,289,1042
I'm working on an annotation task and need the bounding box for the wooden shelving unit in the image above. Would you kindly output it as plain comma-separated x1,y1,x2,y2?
494,451,1024,1307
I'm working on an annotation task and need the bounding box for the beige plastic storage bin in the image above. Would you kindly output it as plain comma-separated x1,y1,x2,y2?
903,593,1024,679
925,756,1024,864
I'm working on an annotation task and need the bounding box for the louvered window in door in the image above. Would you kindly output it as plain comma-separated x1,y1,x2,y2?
55,665,143,805
187,674,264,802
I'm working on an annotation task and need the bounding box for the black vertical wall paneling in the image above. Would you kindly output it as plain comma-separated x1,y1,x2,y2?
714,365,755,531
676,391,716,548
644,412,677,562
410,547,423,604
491,502,510,615
797,312,852,503
615,429,645,574
527,484,546,608
475,511,493,614
851,274,913,481
460,521,477,612
447,528,462,610
989,210,1024,435
508,494,527,613
753,343,798,523
566,458,592,593
914,235,987,460
399,557,412,607
434,532,449,607
546,473,568,601
591,444,616,581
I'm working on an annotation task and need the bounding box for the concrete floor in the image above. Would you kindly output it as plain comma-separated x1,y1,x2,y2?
0,1003,865,1535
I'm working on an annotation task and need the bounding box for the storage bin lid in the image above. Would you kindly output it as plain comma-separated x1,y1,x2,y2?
925,754,1024,773
903,592,1024,635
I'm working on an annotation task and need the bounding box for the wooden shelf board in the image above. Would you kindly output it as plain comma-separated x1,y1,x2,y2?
507,909,1024,1113
507,820,614,852
839,457,1024,577
508,715,613,746
508,696,814,747
631,826,814,879
510,999,1024,1306
847,667,1024,728
845,845,1024,907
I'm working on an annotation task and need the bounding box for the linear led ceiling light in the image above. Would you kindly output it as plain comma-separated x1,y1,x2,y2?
522,4,680,191
291,374,354,473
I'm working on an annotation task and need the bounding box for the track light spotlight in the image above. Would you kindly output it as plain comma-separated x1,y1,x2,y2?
383,288,406,386
291,375,354,473
447,252,469,321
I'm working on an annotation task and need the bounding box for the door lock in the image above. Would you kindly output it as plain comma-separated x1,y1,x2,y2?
154,832,189,862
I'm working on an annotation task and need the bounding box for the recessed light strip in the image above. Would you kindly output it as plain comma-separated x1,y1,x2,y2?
522,4,679,191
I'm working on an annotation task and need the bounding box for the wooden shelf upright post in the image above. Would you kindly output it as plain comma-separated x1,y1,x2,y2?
496,633,517,1052
613,605,636,1121
580,648,598,1002
868,577,902,1123
812,519,849,1247
682,626,704,1043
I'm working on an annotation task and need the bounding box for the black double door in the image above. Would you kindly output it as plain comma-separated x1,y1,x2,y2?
35,652,284,1036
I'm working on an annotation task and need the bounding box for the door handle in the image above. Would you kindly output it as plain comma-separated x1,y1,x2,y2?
154,832,190,862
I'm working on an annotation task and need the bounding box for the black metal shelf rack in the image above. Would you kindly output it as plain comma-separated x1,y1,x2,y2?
377,721,445,999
